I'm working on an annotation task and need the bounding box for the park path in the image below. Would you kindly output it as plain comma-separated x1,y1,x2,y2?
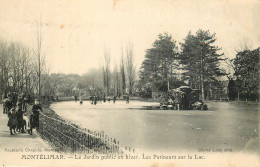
0,106,54,166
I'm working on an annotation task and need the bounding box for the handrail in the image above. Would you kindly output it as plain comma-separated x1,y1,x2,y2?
39,112,119,147
41,121,94,153
38,111,129,154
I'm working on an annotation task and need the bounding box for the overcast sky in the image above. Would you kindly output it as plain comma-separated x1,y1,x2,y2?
0,0,259,74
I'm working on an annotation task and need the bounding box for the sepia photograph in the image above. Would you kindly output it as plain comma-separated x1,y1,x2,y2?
0,0,259,166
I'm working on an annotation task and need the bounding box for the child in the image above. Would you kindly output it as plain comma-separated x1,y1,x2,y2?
7,108,18,135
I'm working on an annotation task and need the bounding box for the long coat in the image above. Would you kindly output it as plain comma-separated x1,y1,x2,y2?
29,110,39,129
7,111,18,128
3,98,13,113
17,108,24,128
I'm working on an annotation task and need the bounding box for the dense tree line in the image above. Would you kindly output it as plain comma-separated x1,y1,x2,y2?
0,39,60,102
0,19,50,102
0,40,39,98
139,30,259,101
1,29,258,101
0,37,137,100
48,44,137,98
228,48,260,101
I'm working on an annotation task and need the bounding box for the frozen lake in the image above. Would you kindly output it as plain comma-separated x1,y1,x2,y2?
51,100,259,153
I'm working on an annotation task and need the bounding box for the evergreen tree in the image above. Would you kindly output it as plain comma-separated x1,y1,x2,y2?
139,33,178,93
179,30,226,100
234,48,260,101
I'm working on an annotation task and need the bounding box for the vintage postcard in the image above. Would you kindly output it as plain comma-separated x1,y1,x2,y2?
0,0,259,166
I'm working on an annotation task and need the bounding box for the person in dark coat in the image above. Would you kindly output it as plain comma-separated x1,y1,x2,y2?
74,94,78,102
93,96,97,105
103,95,106,103
3,92,13,114
32,99,43,112
79,92,83,105
113,96,117,104
3,98,12,114
90,96,93,105
126,95,130,104
16,105,26,133
8,108,18,135
28,110,39,135
28,99,42,135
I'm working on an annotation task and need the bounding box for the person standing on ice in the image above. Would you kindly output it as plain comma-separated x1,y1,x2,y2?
94,95,97,105
103,94,106,103
113,96,117,104
74,94,78,102
126,94,130,104
79,92,83,105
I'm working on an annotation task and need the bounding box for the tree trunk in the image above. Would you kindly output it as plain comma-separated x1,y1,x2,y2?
201,75,205,100
200,48,205,100
209,83,212,100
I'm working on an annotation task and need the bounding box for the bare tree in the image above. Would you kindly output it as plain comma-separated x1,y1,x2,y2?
125,42,136,95
102,46,111,95
112,64,120,97
34,18,44,98
0,31,48,99
0,40,10,94
120,46,126,95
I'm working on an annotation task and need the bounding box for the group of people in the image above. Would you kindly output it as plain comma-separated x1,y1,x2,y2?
75,94,130,105
2,91,43,135
2,91,30,114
